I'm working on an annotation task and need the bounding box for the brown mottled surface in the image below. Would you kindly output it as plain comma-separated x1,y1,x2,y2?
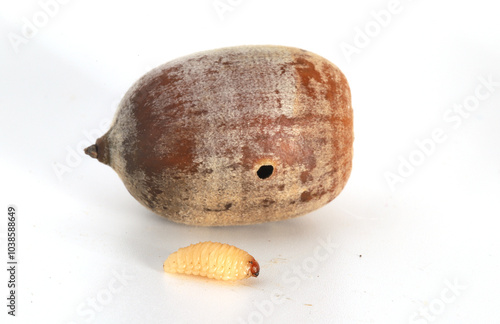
87,45,354,226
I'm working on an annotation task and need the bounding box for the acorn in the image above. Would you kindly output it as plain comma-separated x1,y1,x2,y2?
84,45,353,226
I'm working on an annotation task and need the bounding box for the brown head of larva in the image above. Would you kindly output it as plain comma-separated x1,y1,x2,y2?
84,45,353,226
249,259,260,277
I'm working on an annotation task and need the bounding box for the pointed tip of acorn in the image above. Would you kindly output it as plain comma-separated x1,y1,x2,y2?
84,144,98,159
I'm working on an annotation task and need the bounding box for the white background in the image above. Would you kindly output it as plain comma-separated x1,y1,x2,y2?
1,0,500,323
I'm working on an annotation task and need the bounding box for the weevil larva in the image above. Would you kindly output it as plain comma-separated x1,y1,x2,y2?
163,241,260,281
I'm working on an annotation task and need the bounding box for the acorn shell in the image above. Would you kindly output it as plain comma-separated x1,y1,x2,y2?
85,45,353,226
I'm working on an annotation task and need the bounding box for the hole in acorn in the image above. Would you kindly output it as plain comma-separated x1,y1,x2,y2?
257,165,274,179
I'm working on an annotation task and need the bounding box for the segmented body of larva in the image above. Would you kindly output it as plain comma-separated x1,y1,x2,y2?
163,241,260,281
